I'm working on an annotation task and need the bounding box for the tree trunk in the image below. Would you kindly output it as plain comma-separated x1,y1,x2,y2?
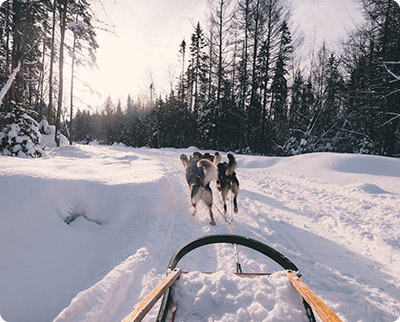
10,0,24,106
180,40,186,104
55,0,68,147
69,27,77,145
38,22,47,121
260,3,273,153
5,0,11,77
208,29,214,100
47,0,57,123
217,0,224,104
250,0,260,108
241,0,249,107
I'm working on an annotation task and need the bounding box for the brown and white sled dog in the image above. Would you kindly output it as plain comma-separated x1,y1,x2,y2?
180,152,219,225
215,153,239,214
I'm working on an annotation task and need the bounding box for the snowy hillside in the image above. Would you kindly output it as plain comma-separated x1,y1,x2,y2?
0,144,399,322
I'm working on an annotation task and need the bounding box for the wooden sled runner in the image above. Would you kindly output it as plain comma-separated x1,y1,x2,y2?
121,234,342,322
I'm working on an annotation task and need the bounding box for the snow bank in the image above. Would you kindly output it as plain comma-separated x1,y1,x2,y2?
40,125,69,150
0,146,171,321
54,248,150,322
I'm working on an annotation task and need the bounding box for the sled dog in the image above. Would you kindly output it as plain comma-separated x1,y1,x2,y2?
180,152,220,225
215,153,239,214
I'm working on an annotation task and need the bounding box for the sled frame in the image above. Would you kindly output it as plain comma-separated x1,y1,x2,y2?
156,234,316,322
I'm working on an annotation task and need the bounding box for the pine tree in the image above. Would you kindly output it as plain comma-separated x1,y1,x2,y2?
0,105,41,157
73,109,94,143
269,20,293,153
289,70,304,131
241,0,287,153
177,39,186,104
187,22,209,115
284,74,315,155
122,94,136,146
321,54,344,131
0,0,49,157
344,0,400,155
99,95,115,144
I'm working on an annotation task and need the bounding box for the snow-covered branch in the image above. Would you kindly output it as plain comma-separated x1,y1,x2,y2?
378,113,400,128
385,88,400,98
0,62,21,106
383,61,400,81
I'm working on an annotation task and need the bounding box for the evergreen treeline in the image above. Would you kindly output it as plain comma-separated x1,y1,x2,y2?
1,0,399,157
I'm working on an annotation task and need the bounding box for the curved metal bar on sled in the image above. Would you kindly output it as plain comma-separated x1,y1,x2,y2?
156,234,316,322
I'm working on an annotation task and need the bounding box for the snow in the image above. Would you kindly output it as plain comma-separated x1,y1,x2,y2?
172,271,309,321
0,143,399,322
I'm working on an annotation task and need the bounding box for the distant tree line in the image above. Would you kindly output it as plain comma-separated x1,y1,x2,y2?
1,0,399,157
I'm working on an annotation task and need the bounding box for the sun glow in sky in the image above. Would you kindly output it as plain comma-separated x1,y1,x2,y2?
79,0,366,110
79,0,208,109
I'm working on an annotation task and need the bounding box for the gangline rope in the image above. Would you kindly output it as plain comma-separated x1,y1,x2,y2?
214,192,242,274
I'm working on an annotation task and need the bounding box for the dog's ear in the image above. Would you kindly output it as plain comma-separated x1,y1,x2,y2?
213,152,222,165
203,152,213,161
180,154,189,168
192,152,201,160
226,154,237,175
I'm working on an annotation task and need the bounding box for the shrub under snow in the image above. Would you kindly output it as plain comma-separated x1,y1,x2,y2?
0,104,42,158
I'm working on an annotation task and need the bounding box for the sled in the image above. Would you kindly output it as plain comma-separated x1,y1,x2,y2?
121,234,342,322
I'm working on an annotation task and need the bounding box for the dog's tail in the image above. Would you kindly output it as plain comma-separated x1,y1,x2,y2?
180,154,189,168
226,154,237,176
213,151,222,165
197,159,218,186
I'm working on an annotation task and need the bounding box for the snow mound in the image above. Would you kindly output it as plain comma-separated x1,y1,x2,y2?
50,145,93,159
331,154,400,177
237,155,281,169
40,125,69,150
356,183,392,195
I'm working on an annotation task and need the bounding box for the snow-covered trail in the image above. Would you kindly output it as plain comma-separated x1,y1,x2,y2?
233,154,400,321
1,145,399,322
